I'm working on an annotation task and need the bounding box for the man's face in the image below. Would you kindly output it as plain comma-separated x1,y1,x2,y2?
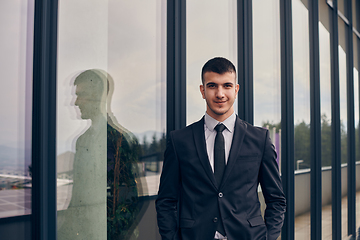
200,71,239,122
74,82,103,120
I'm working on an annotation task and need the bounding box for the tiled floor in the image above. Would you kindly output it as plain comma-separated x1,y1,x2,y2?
293,191,360,239
0,188,31,218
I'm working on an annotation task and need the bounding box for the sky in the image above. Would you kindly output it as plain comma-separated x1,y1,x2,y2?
56,0,166,153
186,0,238,125
0,0,357,154
0,0,33,150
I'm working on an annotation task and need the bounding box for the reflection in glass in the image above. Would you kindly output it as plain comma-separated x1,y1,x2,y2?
319,13,333,238
252,1,281,235
253,0,281,166
0,0,33,218
292,0,311,238
354,35,360,233
352,0,357,31
338,0,345,18
186,0,237,125
57,1,166,239
58,70,108,239
338,17,349,238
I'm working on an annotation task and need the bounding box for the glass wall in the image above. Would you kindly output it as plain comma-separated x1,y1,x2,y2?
352,0,357,32
252,0,281,229
353,33,360,234
253,0,281,162
292,0,311,238
56,1,166,239
2,0,360,239
0,0,34,219
338,16,349,238
338,0,345,17
319,0,333,238
186,0,237,125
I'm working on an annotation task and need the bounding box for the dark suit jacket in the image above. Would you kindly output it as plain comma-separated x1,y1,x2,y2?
156,116,286,240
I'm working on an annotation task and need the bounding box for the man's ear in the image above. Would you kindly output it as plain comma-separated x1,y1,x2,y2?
200,85,205,99
235,84,240,95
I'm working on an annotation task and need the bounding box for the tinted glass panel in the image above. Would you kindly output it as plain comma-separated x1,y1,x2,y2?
253,2,281,236
57,1,166,239
354,33,360,236
0,0,33,218
253,0,281,166
352,0,357,31
319,1,333,237
292,0,311,238
338,16,349,238
338,0,346,17
186,0,237,125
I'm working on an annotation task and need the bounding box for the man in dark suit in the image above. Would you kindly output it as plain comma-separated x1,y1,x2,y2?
156,57,286,240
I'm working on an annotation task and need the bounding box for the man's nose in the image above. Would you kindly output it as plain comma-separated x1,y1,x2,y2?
216,87,225,98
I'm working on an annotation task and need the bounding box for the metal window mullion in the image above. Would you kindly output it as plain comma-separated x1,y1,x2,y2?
345,0,356,237
237,0,253,124
280,0,295,239
31,0,58,239
329,0,342,239
308,1,322,239
166,0,186,134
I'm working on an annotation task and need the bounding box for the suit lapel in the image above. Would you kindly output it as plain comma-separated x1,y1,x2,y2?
219,116,247,189
192,117,218,190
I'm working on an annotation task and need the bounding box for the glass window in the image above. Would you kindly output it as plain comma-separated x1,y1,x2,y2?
292,0,311,238
353,33,360,234
338,0,346,17
252,0,281,231
352,0,357,31
0,0,33,219
319,1,333,238
56,1,166,239
338,16,349,239
253,0,281,161
186,0,237,125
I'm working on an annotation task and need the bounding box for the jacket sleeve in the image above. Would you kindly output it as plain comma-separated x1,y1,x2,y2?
155,132,181,240
258,130,286,240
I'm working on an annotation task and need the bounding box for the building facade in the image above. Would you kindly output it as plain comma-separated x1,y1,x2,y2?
0,0,359,239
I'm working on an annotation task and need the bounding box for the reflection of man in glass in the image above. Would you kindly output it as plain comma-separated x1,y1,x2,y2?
156,57,286,240
58,70,141,240
58,70,108,240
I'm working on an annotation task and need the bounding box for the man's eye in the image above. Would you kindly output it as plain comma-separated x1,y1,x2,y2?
207,84,215,88
224,84,232,88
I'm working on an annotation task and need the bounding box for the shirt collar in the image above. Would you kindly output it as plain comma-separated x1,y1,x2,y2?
204,111,236,133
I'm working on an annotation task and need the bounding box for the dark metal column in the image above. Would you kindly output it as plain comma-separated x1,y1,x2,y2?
329,0,342,239
280,0,295,239
345,0,356,237
31,0,58,239
237,0,253,124
167,0,186,134
308,1,322,239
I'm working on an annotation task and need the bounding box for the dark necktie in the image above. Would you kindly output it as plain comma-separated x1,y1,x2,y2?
214,123,226,186
214,123,227,236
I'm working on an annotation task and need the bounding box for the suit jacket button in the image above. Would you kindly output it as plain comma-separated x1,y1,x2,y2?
218,192,223,198
213,217,218,222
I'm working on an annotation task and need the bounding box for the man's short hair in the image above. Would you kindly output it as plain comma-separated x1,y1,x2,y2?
201,57,236,83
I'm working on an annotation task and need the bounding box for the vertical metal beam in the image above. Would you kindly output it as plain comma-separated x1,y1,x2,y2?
329,0,342,239
237,0,253,124
32,0,58,239
345,0,356,237
308,1,322,239
167,0,186,134
280,0,295,239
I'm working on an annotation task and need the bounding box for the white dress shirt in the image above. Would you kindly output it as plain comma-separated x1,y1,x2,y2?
204,112,236,240
204,112,236,172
